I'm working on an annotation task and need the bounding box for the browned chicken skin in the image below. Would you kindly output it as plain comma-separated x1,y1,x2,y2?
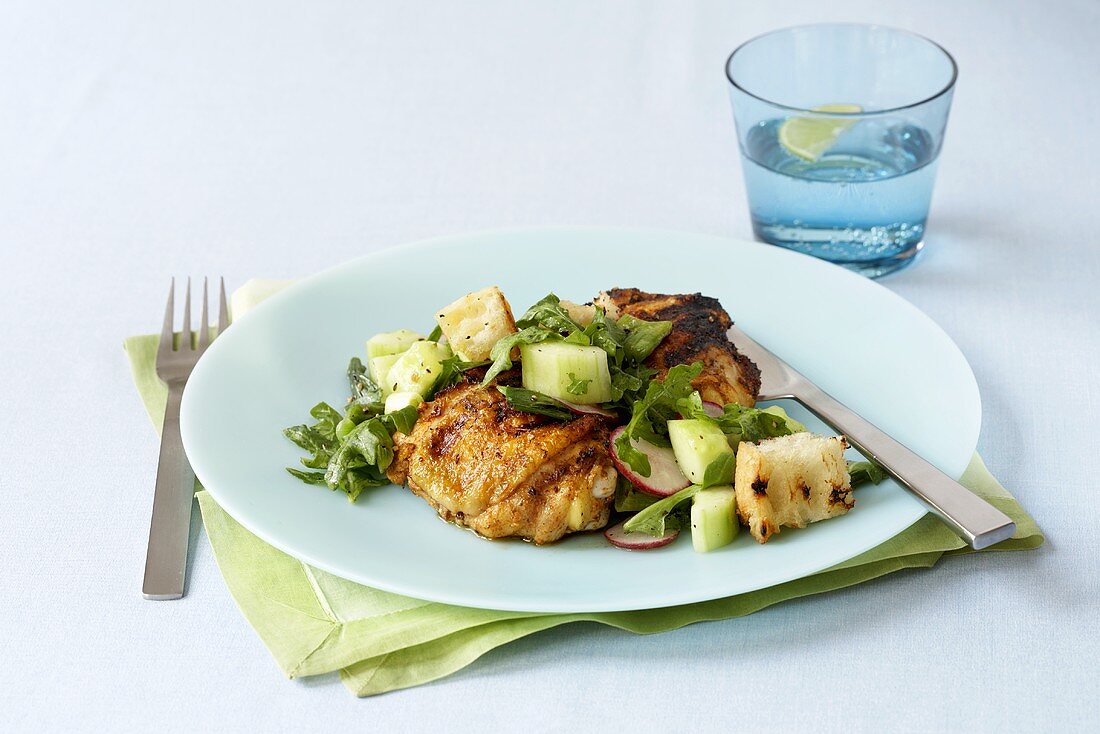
387,373,617,544
594,288,761,408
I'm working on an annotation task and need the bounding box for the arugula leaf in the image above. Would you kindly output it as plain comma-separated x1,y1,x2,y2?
341,467,392,501
308,402,342,439
675,396,805,446
284,401,343,469
515,293,587,341
623,484,702,537
617,314,673,363
285,352,422,500
427,324,443,342
323,406,418,500
614,435,652,479
608,362,654,403
497,386,574,421
849,459,887,487
286,468,327,485
482,326,555,385
613,480,661,512
583,307,626,364
342,401,373,425
565,372,591,396
335,416,357,442
756,406,807,435
614,362,705,476
347,358,383,406
671,392,712,430
283,424,330,455
430,354,487,398
701,453,735,488
385,404,419,434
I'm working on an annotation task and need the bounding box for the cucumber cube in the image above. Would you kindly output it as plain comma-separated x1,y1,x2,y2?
366,329,424,360
384,391,424,414
519,342,612,404
668,419,734,484
690,486,738,552
369,354,401,390
386,341,449,398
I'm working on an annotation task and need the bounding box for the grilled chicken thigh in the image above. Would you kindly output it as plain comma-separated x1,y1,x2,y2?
594,288,761,407
387,374,617,544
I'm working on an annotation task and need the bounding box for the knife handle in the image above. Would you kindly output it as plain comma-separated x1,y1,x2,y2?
792,382,1015,550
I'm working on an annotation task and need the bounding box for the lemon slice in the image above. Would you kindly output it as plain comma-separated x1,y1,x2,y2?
778,103,863,162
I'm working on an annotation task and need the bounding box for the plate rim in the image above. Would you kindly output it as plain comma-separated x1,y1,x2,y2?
182,225,981,612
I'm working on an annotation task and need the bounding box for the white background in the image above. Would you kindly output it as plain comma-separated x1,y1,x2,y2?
2,1,1098,731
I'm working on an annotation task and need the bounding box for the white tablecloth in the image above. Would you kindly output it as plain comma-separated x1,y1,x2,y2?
2,1,1097,731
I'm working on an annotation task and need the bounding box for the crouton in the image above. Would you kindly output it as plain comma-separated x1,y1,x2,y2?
734,433,853,543
435,286,518,362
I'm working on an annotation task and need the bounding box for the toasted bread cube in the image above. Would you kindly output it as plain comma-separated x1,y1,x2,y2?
734,433,853,544
559,300,597,326
435,286,518,362
591,292,621,321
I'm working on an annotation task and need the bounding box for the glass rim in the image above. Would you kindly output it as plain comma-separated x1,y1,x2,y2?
724,23,959,116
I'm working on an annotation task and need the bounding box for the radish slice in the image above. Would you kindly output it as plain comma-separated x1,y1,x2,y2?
609,426,691,497
702,401,724,418
559,400,617,419
604,520,679,550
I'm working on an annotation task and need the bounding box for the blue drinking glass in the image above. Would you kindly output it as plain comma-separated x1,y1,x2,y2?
725,24,957,277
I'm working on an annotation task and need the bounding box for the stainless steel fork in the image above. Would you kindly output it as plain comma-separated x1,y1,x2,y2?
728,324,1015,550
142,277,229,600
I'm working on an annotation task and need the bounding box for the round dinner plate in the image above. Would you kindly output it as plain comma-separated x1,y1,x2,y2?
181,227,980,613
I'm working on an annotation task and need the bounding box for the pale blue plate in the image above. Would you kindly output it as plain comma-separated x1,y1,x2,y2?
180,227,980,613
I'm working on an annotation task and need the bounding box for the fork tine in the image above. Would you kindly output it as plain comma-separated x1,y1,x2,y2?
197,277,211,350
158,278,176,354
218,277,230,334
181,277,192,350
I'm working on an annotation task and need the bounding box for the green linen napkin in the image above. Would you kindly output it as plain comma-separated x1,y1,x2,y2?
124,280,1043,697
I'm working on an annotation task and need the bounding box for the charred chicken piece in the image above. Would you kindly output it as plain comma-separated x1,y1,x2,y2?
594,288,761,407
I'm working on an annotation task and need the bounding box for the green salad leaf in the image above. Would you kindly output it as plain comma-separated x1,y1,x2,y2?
583,307,626,364
496,386,574,421
515,293,587,341
614,362,704,476
849,459,887,487
613,480,661,512
322,406,418,500
286,468,327,485
283,402,342,469
285,358,421,501
431,354,488,398
482,326,555,384
347,357,383,407
675,394,805,445
622,484,702,537
608,362,655,403
309,402,342,437
701,453,735,488
426,324,443,342
617,314,673,363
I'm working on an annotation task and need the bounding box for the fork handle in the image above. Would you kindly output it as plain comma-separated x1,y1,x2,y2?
142,385,195,599
792,382,1016,550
